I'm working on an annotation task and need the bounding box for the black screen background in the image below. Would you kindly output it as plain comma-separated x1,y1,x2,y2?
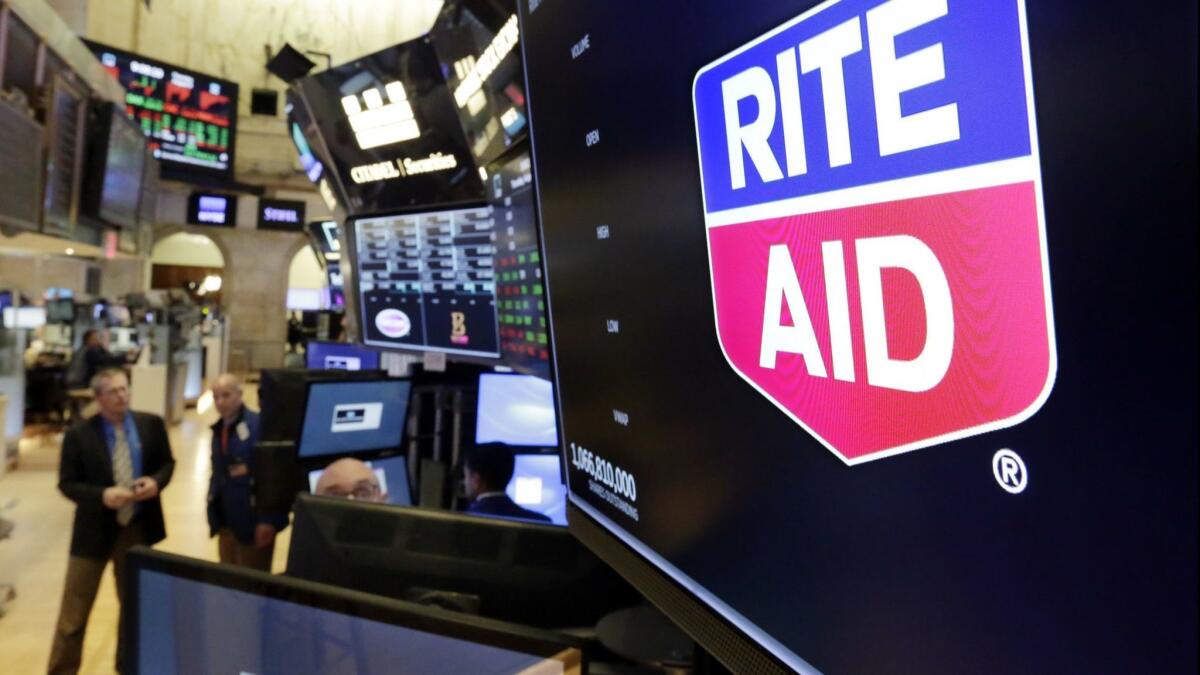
522,1,1197,672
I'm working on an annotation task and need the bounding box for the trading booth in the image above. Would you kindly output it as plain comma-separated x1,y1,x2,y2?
112,0,1197,673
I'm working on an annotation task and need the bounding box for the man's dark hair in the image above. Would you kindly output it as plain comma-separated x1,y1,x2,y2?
464,443,515,492
82,329,99,345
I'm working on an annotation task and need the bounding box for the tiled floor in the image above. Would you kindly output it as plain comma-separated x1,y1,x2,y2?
0,388,290,674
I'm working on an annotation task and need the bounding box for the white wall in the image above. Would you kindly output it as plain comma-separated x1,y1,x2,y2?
288,246,325,289
150,233,226,268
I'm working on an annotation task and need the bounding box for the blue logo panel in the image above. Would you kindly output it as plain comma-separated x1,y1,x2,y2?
694,0,1033,213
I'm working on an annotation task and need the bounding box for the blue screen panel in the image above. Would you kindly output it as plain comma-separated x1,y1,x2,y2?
505,454,567,526
306,341,381,371
475,374,558,447
298,380,410,457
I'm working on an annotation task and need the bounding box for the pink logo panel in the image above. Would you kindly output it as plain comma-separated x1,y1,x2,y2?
707,182,1053,463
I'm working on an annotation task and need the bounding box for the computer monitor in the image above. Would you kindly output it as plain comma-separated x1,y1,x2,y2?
305,340,380,371
286,494,640,630
297,378,411,458
506,453,566,526
306,454,412,506
258,369,387,443
45,299,75,323
475,373,557,447
349,206,501,360
124,548,584,675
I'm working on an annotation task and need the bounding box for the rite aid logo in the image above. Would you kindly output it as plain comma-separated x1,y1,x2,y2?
692,0,1055,464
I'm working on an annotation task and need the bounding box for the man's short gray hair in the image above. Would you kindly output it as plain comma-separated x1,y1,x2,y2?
91,368,127,394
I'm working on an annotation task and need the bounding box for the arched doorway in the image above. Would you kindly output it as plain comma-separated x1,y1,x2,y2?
149,232,226,307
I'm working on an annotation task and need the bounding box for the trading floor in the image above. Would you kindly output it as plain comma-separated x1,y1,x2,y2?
0,389,286,674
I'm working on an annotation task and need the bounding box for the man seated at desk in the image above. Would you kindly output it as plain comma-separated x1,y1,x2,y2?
463,443,551,524
72,330,130,389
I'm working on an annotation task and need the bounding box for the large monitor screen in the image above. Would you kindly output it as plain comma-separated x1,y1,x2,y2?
298,379,411,457
305,341,380,371
86,40,238,180
128,549,583,675
307,454,412,506
296,38,483,215
430,0,527,166
97,106,147,229
475,373,557,447
485,148,550,378
505,453,566,526
522,0,1198,673
351,206,500,358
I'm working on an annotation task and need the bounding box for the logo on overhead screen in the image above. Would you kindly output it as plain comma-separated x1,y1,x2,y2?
341,81,421,150
692,0,1055,464
375,309,412,338
331,403,383,433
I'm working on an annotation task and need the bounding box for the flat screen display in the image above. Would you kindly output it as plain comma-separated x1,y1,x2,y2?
186,192,235,226
298,379,410,458
131,555,581,675
257,198,306,231
522,0,1197,672
485,148,549,377
352,206,500,358
475,373,556,447
45,299,75,323
305,341,381,371
430,0,527,166
86,40,237,180
505,454,566,526
98,107,147,229
297,38,483,215
306,454,412,506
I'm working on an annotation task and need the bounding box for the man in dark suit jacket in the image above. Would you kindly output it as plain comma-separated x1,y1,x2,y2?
463,443,551,524
49,368,175,674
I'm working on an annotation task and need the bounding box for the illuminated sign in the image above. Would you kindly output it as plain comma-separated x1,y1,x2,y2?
349,152,459,184
257,198,306,231
693,0,1054,464
187,192,236,227
340,81,420,150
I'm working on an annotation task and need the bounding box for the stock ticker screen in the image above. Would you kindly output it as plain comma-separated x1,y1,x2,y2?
353,206,500,358
487,149,550,377
86,40,237,179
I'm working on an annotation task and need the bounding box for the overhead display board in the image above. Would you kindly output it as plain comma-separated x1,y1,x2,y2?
297,38,483,215
86,40,238,181
186,192,236,227
256,198,306,231
520,0,1198,673
430,0,527,166
350,204,498,358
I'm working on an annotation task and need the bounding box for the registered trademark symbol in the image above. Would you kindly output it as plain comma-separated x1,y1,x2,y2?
992,449,1028,494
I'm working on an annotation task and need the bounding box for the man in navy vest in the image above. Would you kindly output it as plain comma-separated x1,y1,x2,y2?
208,373,286,570
463,443,551,524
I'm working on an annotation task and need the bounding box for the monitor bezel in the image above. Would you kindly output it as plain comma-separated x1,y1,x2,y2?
122,547,585,675
295,375,413,459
